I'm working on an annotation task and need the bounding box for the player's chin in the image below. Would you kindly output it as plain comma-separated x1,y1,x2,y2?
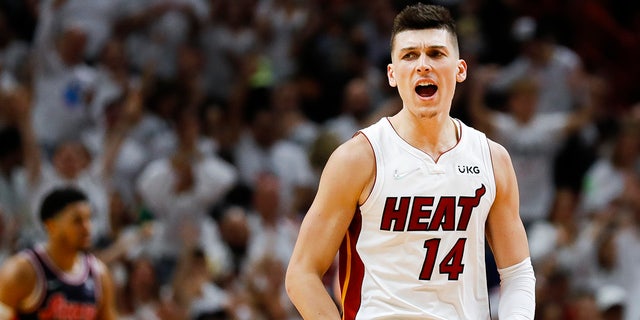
78,237,92,251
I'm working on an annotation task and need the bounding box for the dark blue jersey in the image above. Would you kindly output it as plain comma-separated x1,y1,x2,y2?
16,246,100,320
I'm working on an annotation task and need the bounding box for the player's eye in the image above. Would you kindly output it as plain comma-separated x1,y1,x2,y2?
429,51,445,58
403,52,418,60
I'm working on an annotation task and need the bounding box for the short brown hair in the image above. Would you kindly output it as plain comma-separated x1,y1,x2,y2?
390,3,458,52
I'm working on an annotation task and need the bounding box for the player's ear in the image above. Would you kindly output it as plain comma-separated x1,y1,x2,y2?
456,59,467,83
387,64,397,87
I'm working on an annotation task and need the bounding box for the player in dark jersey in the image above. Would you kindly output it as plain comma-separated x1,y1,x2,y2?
0,187,117,320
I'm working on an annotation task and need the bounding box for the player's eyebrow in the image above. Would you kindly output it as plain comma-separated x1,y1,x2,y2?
398,45,448,53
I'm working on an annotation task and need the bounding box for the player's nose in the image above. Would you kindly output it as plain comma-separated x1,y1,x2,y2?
416,55,432,73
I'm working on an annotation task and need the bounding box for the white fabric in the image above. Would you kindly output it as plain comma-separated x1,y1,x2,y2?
346,118,496,319
246,213,298,269
234,132,315,215
31,0,98,148
580,158,625,215
81,126,148,206
57,0,119,60
136,155,237,272
615,228,640,320
497,257,536,320
491,46,582,114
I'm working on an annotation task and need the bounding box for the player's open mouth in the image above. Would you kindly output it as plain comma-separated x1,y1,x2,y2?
416,83,437,98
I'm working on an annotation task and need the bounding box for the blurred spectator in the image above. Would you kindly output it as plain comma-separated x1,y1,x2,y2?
324,77,374,143
171,247,232,319
489,15,586,115
356,0,394,73
255,0,310,84
596,285,626,320
82,82,148,207
0,125,25,228
245,173,297,272
199,0,258,103
54,0,120,62
118,256,181,320
566,289,602,320
128,79,182,160
234,106,315,217
175,41,207,110
31,0,98,152
88,36,133,122
580,224,626,295
270,80,319,151
527,189,585,272
0,9,30,87
469,69,592,226
307,130,341,183
136,108,237,285
243,173,299,319
114,0,209,79
217,205,251,282
580,120,640,217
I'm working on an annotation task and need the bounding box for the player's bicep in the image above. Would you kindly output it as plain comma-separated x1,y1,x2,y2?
486,141,530,269
290,135,374,275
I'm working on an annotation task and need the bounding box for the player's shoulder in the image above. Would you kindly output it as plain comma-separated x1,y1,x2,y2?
486,138,511,165
328,133,374,169
86,253,109,276
0,251,37,291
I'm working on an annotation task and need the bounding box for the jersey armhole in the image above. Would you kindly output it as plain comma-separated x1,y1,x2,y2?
17,251,46,313
356,130,382,212
88,255,104,309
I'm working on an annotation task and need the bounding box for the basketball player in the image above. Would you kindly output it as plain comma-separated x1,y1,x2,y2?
0,187,117,320
285,4,535,319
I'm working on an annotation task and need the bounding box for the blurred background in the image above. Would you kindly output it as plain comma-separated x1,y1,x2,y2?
0,0,638,319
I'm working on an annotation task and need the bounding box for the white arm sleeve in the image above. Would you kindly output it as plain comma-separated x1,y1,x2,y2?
498,257,536,320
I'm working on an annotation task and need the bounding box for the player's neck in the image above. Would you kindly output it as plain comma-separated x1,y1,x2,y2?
44,242,80,272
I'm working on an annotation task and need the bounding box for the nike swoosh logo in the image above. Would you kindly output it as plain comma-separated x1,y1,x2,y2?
393,168,420,180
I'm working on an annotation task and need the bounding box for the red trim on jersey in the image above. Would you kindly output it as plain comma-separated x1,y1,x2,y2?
339,208,364,320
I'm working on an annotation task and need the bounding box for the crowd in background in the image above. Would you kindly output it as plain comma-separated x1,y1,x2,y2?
0,0,639,319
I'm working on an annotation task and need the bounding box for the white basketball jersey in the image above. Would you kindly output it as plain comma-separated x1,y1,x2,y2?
339,118,496,320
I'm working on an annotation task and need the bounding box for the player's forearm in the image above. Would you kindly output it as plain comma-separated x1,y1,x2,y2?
285,269,341,319
498,257,536,319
